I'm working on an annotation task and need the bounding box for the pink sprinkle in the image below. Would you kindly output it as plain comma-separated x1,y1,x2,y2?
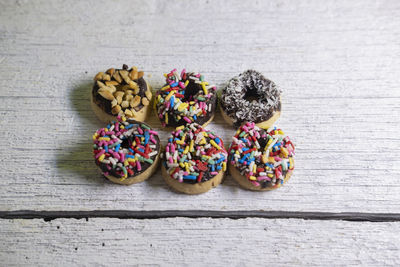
149,130,158,135
119,152,125,162
150,136,157,144
106,165,111,170
274,156,282,161
169,157,173,163
179,82,185,88
251,181,260,187
210,172,218,175
137,127,143,135
159,114,163,119
103,172,109,176
95,150,105,159
113,152,120,160
166,146,170,153
257,176,271,181
136,161,141,171
183,117,191,123
180,69,186,78
171,145,175,153
115,122,119,131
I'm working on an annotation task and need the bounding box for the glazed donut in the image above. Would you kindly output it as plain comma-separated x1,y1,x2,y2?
155,69,217,128
161,123,228,194
228,122,295,191
220,70,281,128
92,116,161,185
91,64,152,123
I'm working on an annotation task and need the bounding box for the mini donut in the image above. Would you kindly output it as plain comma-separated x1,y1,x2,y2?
220,70,281,128
155,69,217,128
92,116,161,185
91,64,152,123
228,122,295,191
162,123,228,194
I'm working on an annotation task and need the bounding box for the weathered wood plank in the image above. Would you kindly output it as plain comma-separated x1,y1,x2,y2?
0,0,400,212
1,218,399,266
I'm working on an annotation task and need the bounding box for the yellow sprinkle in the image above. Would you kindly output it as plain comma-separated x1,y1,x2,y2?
185,162,190,172
161,85,170,91
92,135,97,140
128,158,136,163
235,150,240,155
165,91,174,101
157,95,161,101
252,164,256,173
289,157,294,169
189,140,194,152
210,140,221,150
175,126,184,131
199,138,206,145
165,112,168,124
262,154,268,164
98,154,105,162
98,137,110,141
278,130,284,135
184,80,189,87
176,140,184,145
202,83,208,95
280,147,289,158
120,125,125,129
179,162,185,168
163,73,168,78
267,173,274,178
177,103,188,112
189,101,195,105
268,157,275,163
222,162,226,172
124,160,129,166
202,155,211,159
203,132,208,137
183,146,189,154
122,116,126,121
249,176,257,181
267,138,273,146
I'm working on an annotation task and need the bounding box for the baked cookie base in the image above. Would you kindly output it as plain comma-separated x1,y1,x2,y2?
104,152,160,185
219,104,280,130
161,164,224,194
228,162,293,191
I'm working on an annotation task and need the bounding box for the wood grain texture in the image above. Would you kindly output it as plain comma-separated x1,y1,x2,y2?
1,218,399,266
0,0,400,212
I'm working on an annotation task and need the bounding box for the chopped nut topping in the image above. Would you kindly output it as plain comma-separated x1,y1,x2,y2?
98,90,114,101
145,89,152,100
112,105,121,114
121,100,129,108
142,97,149,106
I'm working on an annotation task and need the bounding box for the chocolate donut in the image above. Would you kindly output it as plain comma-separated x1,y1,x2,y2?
228,122,295,191
161,123,228,194
93,116,161,185
91,64,152,123
220,70,281,128
155,69,217,128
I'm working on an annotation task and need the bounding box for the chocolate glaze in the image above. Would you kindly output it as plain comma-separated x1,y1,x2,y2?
92,72,148,115
220,70,281,127
95,120,161,179
156,74,217,127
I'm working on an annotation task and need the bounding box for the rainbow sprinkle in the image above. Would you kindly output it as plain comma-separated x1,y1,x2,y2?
229,122,295,188
155,69,217,127
163,123,228,184
93,116,160,180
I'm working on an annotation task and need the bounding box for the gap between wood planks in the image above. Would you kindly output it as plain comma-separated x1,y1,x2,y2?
0,210,400,222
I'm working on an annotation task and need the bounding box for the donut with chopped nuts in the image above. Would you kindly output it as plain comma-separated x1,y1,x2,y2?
228,122,295,191
220,70,281,128
155,69,217,128
91,64,152,123
93,116,161,185
161,123,228,194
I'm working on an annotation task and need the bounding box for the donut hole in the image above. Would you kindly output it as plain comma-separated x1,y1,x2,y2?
183,80,201,101
243,81,262,102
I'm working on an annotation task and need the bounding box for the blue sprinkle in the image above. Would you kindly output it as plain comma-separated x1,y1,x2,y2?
170,96,175,108
115,144,121,152
242,147,249,152
104,146,108,153
281,180,284,184
129,148,135,153
125,124,133,129
193,115,197,121
126,154,135,158
215,137,221,144
138,148,145,153
216,165,222,171
107,124,111,129
211,165,215,172
168,138,173,142
144,131,150,145
104,135,110,138
183,175,196,180
178,148,184,153
171,82,178,87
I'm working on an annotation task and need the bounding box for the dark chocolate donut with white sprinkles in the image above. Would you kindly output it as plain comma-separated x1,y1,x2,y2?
93,116,161,185
220,70,281,128
228,122,295,191
155,69,217,128
161,123,228,194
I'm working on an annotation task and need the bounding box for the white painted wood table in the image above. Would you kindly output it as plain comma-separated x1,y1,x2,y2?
1,0,400,266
